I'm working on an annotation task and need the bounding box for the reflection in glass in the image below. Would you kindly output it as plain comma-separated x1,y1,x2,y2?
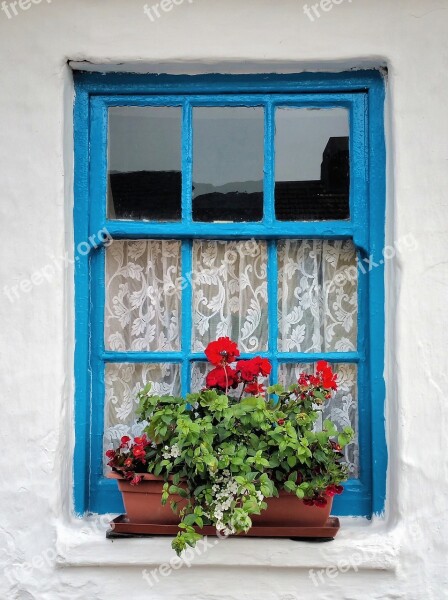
275,108,350,221
193,107,264,222
108,106,182,221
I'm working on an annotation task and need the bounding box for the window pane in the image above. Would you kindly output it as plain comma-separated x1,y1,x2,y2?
278,239,357,352
108,106,182,221
275,108,350,221
104,363,180,471
278,363,358,478
105,240,181,351
193,107,264,222
192,240,268,352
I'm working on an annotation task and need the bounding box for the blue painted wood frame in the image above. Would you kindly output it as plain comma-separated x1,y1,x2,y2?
73,71,386,518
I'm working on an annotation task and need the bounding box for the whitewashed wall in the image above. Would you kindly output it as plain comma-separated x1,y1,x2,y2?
0,0,447,598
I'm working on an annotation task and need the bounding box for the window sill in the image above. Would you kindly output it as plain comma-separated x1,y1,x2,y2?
56,515,398,571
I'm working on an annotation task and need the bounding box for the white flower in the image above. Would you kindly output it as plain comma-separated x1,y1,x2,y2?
171,444,181,458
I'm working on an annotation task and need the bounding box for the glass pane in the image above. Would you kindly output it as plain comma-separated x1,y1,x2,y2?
192,240,268,352
278,363,358,478
108,106,182,221
105,240,181,351
104,363,180,471
278,239,357,352
193,107,264,222
275,108,350,221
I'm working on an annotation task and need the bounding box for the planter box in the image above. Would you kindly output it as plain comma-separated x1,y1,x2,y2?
108,472,333,529
252,489,332,527
107,472,186,524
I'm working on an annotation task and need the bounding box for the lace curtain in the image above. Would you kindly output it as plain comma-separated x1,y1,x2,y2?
278,239,357,352
105,240,181,352
192,240,268,352
103,238,359,476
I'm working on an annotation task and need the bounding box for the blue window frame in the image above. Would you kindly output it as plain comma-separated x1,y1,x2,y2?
74,71,386,517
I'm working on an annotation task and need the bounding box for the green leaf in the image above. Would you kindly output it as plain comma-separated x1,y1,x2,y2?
183,513,197,526
287,455,297,468
267,384,284,395
284,480,296,493
295,487,305,499
323,419,337,435
338,433,351,446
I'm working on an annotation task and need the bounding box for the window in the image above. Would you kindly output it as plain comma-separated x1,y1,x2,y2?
74,72,386,517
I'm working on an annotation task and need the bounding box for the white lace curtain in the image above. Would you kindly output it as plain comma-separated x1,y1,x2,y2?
103,238,359,476
105,240,181,352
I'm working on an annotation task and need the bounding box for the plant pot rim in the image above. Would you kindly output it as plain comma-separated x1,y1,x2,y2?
107,471,167,482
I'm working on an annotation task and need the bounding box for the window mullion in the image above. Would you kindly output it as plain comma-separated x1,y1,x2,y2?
181,99,193,225
267,239,279,383
264,100,275,226
181,240,193,395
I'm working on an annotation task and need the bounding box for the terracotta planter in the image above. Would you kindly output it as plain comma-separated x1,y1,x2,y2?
107,472,186,524
109,472,332,528
252,490,333,527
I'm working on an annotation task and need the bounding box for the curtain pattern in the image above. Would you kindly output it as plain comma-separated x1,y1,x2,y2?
278,239,357,352
105,240,181,352
192,240,268,353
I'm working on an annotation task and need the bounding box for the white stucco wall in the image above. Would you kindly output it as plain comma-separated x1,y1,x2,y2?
1,0,447,598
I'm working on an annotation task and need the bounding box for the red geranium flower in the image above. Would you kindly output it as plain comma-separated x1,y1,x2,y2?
205,337,240,366
245,381,266,397
255,357,272,377
236,359,259,382
206,366,238,390
316,360,338,391
237,357,272,382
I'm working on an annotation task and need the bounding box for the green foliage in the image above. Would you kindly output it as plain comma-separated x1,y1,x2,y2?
117,378,354,556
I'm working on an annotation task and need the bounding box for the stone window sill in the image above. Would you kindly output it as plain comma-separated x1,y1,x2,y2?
56,516,397,571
